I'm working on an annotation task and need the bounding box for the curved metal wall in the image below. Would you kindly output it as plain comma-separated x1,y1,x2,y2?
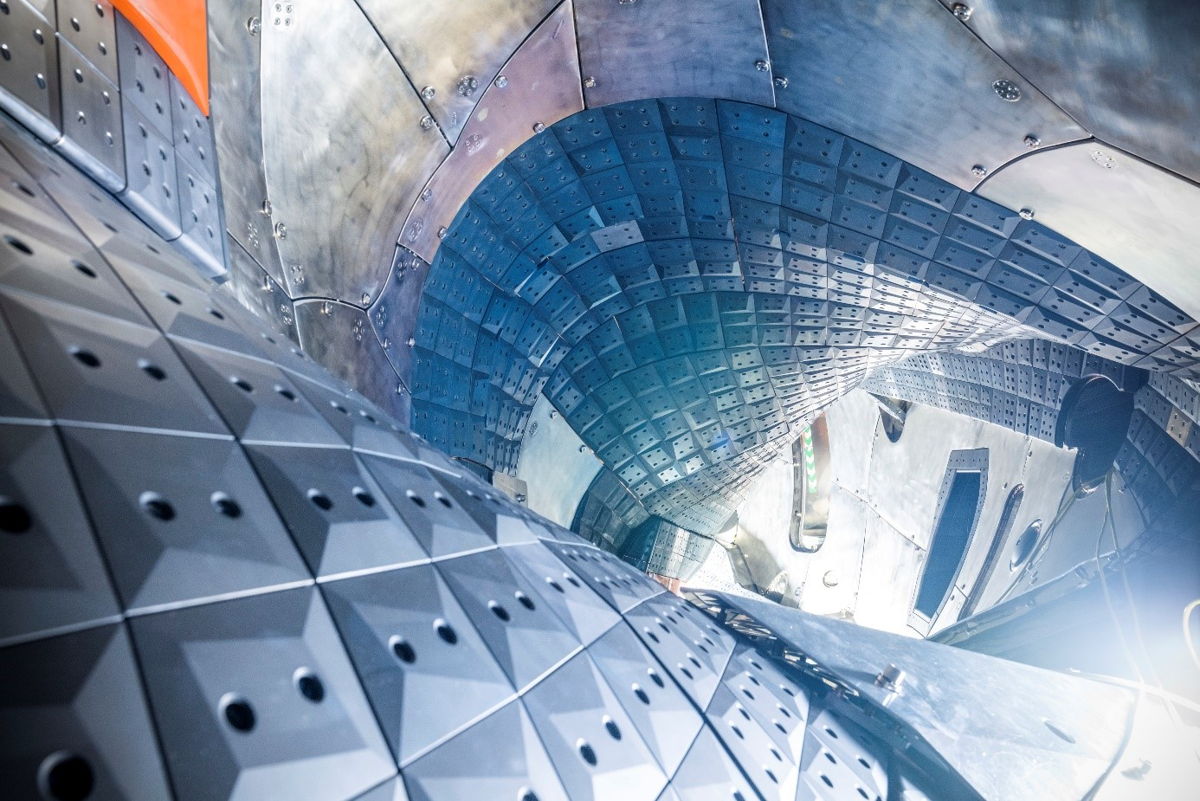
403,98,1200,540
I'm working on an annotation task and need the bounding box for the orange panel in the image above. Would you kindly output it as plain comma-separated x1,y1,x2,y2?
111,0,209,116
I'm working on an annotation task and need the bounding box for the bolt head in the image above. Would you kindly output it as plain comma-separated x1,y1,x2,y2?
1019,208,1035,220
1023,134,1041,148
952,3,972,21
420,85,435,101
419,115,435,131
273,221,287,239
971,164,988,178
992,79,1021,101
246,16,261,34
532,121,546,133
494,74,508,88
773,75,789,89
260,199,272,215
754,59,770,72
583,76,597,89
361,292,371,304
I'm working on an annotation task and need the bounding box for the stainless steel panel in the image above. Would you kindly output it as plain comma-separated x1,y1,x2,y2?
941,0,1200,184
54,39,124,190
400,1,583,262
368,246,426,388
259,0,448,302
353,0,560,144
717,591,1136,801
219,234,298,341
761,0,1089,189
54,0,117,84
207,0,285,283
0,0,61,142
294,297,408,421
575,0,774,109
979,141,1200,321
129,587,397,801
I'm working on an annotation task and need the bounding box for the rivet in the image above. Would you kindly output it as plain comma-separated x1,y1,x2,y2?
1023,134,1041,148
420,86,435,101
273,221,287,239
971,164,988,178
532,121,546,133
992,79,1021,101
494,74,508,88
583,76,597,89
419,115,435,131
951,3,972,21
773,75,789,89
246,16,261,35
1019,208,1035,220
457,75,479,98
754,59,770,72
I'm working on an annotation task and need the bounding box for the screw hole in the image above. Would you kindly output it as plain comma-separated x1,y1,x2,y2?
632,683,650,704
489,601,510,621
221,695,255,732
230,376,253,393
4,234,33,255
294,670,324,702
353,487,375,507
407,491,426,508
37,752,94,801
603,716,621,740
139,491,174,521
390,636,416,663
307,489,333,511
577,740,597,766
136,358,167,381
0,497,32,534
515,591,535,610
210,492,241,518
434,619,458,644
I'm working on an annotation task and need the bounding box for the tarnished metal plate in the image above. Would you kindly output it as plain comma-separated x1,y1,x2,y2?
354,0,560,144
400,2,583,261
575,0,774,109
260,0,448,302
761,0,1088,189
294,298,408,421
979,141,1200,320
0,0,61,142
207,0,285,284
941,0,1200,184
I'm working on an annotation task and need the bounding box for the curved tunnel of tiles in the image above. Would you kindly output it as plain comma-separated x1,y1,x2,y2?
2,1,1200,800
407,98,1199,555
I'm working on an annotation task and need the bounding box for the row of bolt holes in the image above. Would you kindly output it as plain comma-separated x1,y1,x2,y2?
136,483,454,521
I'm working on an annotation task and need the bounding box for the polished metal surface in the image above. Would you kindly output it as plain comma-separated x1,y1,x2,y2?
574,0,774,109
208,0,286,284
353,0,560,144
259,0,449,303
980,140,1200,321
761,0,1089,189
942,0,1200,184
400,0,583,262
